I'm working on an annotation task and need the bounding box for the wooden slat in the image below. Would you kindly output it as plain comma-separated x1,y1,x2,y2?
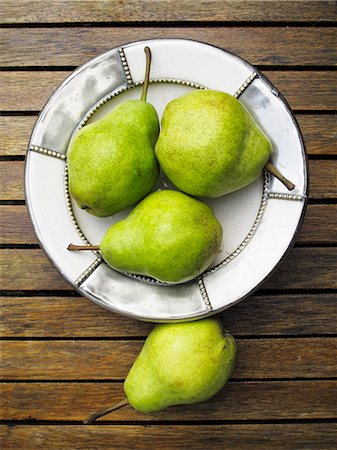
1,338,336,380
0,71,336,112
1,294,336,338
265,71,337,111
296,114,337,155
309,160,337,199
0,206,37,245
1,160,335,201
1,27,336,67
298,205,337,244
0,116,36,156
1,381,336,421
1,1,336,23
0,296,152,338
0,249,70,290
3,160,48,198
0,161,25,201
1,247,336,291
2,424,336,450
1,114,336,157
1,204,335,246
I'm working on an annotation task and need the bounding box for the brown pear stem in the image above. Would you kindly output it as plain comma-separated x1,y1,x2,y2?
83,398,129,425
265,162,295,191
67,244,100,251
141,46,151,102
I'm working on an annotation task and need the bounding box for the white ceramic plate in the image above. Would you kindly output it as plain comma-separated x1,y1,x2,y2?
25,39,308,321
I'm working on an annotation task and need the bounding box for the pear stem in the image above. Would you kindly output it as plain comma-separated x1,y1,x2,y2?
141,46,152,102
265,162,295,191
67,244,100,251
83,398,129,425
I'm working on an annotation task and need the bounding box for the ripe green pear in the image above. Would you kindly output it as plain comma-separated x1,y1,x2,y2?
125,317,237,413
67,47,159,217
155,90,272,197
99,189,222,283
84,317,237,422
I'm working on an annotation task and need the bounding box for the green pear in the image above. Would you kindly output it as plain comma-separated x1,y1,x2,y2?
155,90,293,197
68,189,222,283
84,317,237,422
67,47,159,217
100,189,222,283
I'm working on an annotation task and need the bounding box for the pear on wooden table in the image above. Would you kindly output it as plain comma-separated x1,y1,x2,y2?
155,90,295,197
67,47,159,217
83,317,237,423
68,189,222,284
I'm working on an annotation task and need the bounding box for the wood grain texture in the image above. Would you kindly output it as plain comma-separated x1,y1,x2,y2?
0,116,36,156
0,249,70,290
1,381,336,421
297,114,337,155
0,206,37,245
1,294,337,338
309,160,337,199
1,338,336,380
1,160,335,201
1,247,336,291
265,71,337,111
0,161,25,201
2,424,337,450
1,27,336,67
297,205,337,244
1,114,336,157
1,71,336,112
1,1,336,23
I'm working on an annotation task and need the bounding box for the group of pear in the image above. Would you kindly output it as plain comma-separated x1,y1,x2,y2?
67,47,275,284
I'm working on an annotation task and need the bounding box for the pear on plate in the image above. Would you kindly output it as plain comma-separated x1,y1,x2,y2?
84,317,237,422
68,189,222,284
155,90,294,197
67,47,159,217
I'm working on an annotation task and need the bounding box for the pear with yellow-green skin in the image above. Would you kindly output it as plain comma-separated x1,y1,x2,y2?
84,317,237,423
67,47,159,217
155,89,272,197
67,100,159,216
100,189,222,284
124,317,237,413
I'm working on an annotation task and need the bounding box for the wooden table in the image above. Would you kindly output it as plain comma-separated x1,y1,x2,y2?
1,1,336,448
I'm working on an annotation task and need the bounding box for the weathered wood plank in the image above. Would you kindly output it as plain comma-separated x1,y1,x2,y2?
0,206,37,245
1,114,336,157
296,114,337,155
1,338,336,380
266,71,337,111
0,249,71,290
1,247,336,291
1,160,335,201
1,27,336,67
0,161,24,201
2,424,336,450
1,0,336,23
0,71,336,111
297,205,337,244
0,116,36,156
1,381,336,421
1,294,336,338
309,160,337,199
